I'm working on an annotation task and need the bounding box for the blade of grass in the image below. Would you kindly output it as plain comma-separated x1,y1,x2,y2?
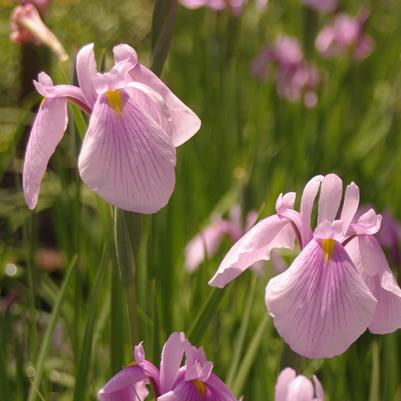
231,316,270,397
369,341,380,401
73,247,107,401
188,288,226,345
27,255,78,401
226,275,257,387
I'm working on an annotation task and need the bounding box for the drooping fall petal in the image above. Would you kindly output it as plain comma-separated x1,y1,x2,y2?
23,97,68,209
346,235,401,334
209,215,290,288
265,238,377,358
78,88,176,213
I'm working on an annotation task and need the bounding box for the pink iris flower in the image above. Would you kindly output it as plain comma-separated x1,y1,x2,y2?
301,0,338,13
98,332,238,401
20,0,50,13
376,211,401,267
209,174,401,358
315,12,374,61
275,368,324,401
179,0,267,16
23,43,201,213
185,205,265,273
252,36,319,108
10,3,68,61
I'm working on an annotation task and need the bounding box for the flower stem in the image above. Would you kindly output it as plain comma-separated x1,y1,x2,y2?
112,0,178,352
113,208,142,347
279,343,304,372
151,0,178,76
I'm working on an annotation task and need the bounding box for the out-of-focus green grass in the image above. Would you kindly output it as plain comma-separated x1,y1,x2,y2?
2,1,401,401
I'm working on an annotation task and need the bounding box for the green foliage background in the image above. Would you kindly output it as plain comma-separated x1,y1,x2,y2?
1,0,401,400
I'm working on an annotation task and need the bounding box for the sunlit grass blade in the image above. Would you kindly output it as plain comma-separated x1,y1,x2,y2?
226,275,257,387
73,247,107,401
231,316,270,397
27,255,78,401
369,341,380,401
188,288,226,345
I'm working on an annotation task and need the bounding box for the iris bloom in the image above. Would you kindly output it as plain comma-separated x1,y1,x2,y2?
23,43,200,213
185,205,263,272
301,0,337,13
98,332,238,401
20,0,50,13
315,12,374,61
252,36,319,108
179,0,267,16
10,3,68,61
275,368,324,401
209,174,401,358
376,211,401,267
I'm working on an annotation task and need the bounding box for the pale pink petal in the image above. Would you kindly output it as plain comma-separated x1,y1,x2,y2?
265,238,377,358
113,44,138,66
158,381,204,401
78,89,176,213
347,209,382,236
275,367,296,401
346,236,401,334
313,376,324,401
76,43,98,107
180,0,207,9
206,373,238,401
33,72,90,112
160,332,186,394
300,175,323,243
340,182,360,234
301,0,338,13
317,174,343,226
98,365,147,401
287,375,314,401
208,215,290,288
129,64,201,147
23,97,68,209
185,219,232,273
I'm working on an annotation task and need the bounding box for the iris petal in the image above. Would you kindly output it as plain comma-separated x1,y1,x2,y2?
78,89,176,214
23,97,68,209
265,238,377,358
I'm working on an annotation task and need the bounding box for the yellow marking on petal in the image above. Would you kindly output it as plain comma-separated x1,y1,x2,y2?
192,380,207,397
126,361,138,367
105,89,123,114
321,238,335,263
40,97,46,108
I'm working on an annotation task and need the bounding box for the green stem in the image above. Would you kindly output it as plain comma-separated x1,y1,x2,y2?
151,0,178,76
113,208,142,347
279,343,304,372
112,0,178,354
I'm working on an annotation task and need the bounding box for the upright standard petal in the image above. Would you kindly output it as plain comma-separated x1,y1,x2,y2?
23,97,68,209
129,64,201,147
209,215,290,288
300,175,323,243
317,174,343,226
275,368,296,401
78,89,176,214
346,236,401,334
339,182,360,233
76,43,98,108
265,238,377,358
286,376,314,401
159,332,186,394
